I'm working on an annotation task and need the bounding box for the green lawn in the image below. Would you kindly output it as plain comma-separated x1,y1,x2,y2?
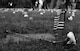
0,9,80,51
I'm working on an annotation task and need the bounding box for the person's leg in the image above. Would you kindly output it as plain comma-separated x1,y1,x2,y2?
55,0,62,9
49,0,57,9
71,2,76,9
42,1,47,9
39,0,44,9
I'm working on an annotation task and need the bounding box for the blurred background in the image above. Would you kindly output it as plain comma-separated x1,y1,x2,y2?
0,0,79,9
0,0,80,51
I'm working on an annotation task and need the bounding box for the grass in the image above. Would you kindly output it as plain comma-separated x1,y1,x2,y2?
0,9,80,51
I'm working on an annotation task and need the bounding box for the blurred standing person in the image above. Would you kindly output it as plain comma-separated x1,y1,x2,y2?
35,0,39,8
70,0,77,9
38,0,45,9
55,0,65,9
42,0,51,9
75,0,80,9
8,2,16,8
64,0,76,10
65,0,72,10
49,0,57,9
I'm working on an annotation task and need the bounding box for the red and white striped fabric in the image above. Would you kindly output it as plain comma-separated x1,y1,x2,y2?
57,21,64,29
